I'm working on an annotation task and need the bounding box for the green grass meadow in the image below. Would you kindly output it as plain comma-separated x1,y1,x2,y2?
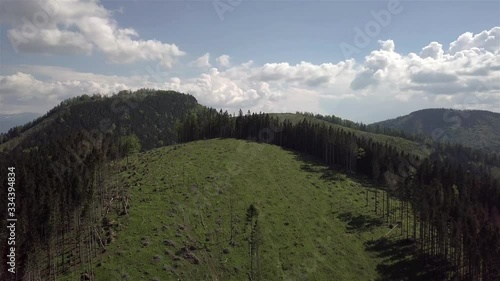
61,139,412,281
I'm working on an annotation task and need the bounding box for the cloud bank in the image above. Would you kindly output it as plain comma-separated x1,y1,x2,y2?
0,0,498,122
1,0,185,68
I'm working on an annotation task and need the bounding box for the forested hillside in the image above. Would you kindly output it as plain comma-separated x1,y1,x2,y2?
271,112,430,159
373,109,500,151
1,90,499,280
0,89,198,280
0,89,198,152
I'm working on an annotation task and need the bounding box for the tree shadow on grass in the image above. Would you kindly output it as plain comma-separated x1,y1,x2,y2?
290,150,380,188
293,152,346,183
337,211,384,233
300,163,346,182
365,238,453,281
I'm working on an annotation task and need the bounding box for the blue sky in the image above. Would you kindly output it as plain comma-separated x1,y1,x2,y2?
1,0,499,122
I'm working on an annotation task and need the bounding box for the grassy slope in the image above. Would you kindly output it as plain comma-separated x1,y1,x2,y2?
271,113,430,159
61,139,411,281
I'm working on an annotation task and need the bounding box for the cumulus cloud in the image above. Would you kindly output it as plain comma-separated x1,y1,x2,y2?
0,0,185,68
249,61,354,87
449,27,500,54
420,42,444,59
0,71,131,114
2,27,499,121
380,40,395,52
411,71,458,84
192,53,211,68
216,55,231,67
7,28,93,55
351,69,378,90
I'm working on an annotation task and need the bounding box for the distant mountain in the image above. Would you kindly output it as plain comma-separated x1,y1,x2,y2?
0,89,199,153
0,112,40,133
372,108,500,151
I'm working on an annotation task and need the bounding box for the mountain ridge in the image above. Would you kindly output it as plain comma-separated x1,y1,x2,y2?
372,108,500,151
1,90,499,280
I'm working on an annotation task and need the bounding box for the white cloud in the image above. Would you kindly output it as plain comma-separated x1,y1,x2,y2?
380,40,395,52
449,27,500,55
192,53,211,68
411,70,458,84
7,28,93,55
0,71,131,114
0,0,185,68
420,42,444,59
2,27,499,121
216,55,231,67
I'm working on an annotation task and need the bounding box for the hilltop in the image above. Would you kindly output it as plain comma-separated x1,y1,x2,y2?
0,89,199,153
372,108,500,151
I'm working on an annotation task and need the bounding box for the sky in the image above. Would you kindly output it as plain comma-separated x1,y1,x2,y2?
0,0,499,123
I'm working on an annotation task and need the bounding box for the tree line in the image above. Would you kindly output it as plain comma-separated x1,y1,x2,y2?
177,108,500,280
296,111,427,142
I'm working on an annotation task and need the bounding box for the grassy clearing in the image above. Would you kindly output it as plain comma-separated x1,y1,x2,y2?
61,139,413,281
